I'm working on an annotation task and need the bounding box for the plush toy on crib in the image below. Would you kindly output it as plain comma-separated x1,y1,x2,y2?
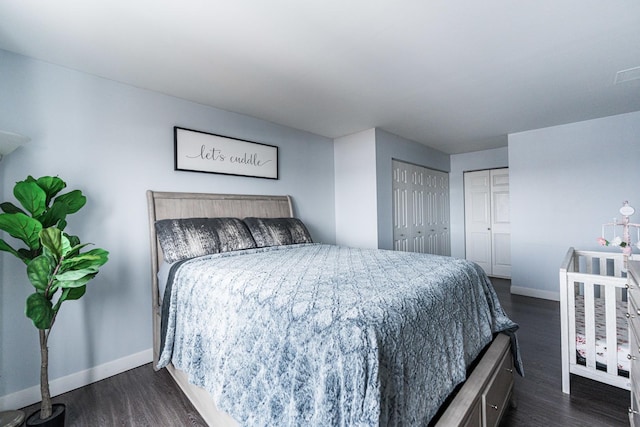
597,201,640,261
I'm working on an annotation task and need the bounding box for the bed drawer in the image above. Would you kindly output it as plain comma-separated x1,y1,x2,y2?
630,261,640,427
435,334,512,427
631,388,640,427
630,265,640,315
630,297,640,340
482,345,514,427
630,323,640,386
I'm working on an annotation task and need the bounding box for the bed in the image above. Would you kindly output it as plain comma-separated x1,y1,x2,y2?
147,190,521,426
559,247,639,394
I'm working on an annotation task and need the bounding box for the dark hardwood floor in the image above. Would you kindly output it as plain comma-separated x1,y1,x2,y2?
20,279,629,426
493,278,628,427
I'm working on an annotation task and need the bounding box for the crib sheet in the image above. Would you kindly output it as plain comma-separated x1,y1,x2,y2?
574,295,629,373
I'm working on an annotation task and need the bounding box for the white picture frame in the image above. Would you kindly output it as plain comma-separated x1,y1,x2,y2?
174,127,279,179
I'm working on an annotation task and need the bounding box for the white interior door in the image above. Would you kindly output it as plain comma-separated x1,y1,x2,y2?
490,169,511,277
464,171,492,273
464,168,510,277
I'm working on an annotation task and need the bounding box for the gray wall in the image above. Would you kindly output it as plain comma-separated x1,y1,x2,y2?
449,147,509,259
0,49,336,401
509,111,640,300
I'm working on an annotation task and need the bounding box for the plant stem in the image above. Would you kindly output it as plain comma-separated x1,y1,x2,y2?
39,255,62,419
39,329,52,419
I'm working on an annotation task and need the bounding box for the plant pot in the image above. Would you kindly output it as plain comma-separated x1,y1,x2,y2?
25,404,65,427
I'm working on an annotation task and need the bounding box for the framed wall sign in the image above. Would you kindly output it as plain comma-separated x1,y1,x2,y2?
174,127,279,179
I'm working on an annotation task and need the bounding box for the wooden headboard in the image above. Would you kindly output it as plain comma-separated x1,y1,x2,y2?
146,190,293,365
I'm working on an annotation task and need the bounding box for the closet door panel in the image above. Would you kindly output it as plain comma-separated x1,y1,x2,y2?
392,160,450,256
393,161,412,251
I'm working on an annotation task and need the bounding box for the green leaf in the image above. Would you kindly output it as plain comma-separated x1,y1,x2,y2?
39,227,71,260
38,200,70,228
18,248,37,261
13,181,47,217
55,268,97,282
0,213,42,250
55,272,97,289
38,190,86,228
60,285,86,302
27,255,55,291
54,190,86,215
64,241,90,259
61,248,109,272
0,202,26,215
36,176,66,205
26,293,54,330
0,238,28,262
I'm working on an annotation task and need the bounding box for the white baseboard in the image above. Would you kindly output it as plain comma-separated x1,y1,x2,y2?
0,348,153,411
510,285,559,301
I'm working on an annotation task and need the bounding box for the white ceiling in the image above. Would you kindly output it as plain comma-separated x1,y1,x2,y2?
1,1,639,154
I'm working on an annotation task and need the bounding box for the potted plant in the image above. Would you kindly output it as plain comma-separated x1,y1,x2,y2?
0,176,108,426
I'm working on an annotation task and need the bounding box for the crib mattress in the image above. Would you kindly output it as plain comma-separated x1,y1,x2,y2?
575,295,629,373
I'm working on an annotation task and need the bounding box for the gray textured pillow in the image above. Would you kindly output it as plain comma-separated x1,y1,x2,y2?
243,217,313,247
155,217,256,263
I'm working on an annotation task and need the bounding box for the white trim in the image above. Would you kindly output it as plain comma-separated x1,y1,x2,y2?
510,285,559,301
0,348,152,411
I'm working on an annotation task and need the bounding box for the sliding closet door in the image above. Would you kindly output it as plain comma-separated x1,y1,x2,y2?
393,160,450,256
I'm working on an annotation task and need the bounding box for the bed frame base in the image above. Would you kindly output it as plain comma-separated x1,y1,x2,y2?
166,364,238,427
435,333,513,427
168,334,513,427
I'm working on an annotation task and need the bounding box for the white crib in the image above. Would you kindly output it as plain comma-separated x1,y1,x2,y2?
559,247,639,394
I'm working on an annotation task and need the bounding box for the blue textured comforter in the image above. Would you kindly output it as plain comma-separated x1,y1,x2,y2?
158,243,519,426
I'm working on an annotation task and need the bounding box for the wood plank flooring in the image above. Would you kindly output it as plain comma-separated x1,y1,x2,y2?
20,279,629,426
493,278,628,427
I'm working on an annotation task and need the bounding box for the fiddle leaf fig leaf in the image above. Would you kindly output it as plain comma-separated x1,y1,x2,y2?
27,255,55,291
59,286,86,303
0,239,25,262
38,201,70,228
0,213,42,250
0,202,25,215
36,176,66,205
54,191,86,215
14,181,47,217
55,271,97,289
39,227,71,260
38,191,86,228
64,242,90,259
26,292,54,330
62,248,109,272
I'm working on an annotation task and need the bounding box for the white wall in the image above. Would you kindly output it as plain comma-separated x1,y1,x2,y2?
0,49,335,407
449,147,509,258
334,129,378,248
509,111,640,300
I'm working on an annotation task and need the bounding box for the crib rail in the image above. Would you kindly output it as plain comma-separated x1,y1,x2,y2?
560,248,638,394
